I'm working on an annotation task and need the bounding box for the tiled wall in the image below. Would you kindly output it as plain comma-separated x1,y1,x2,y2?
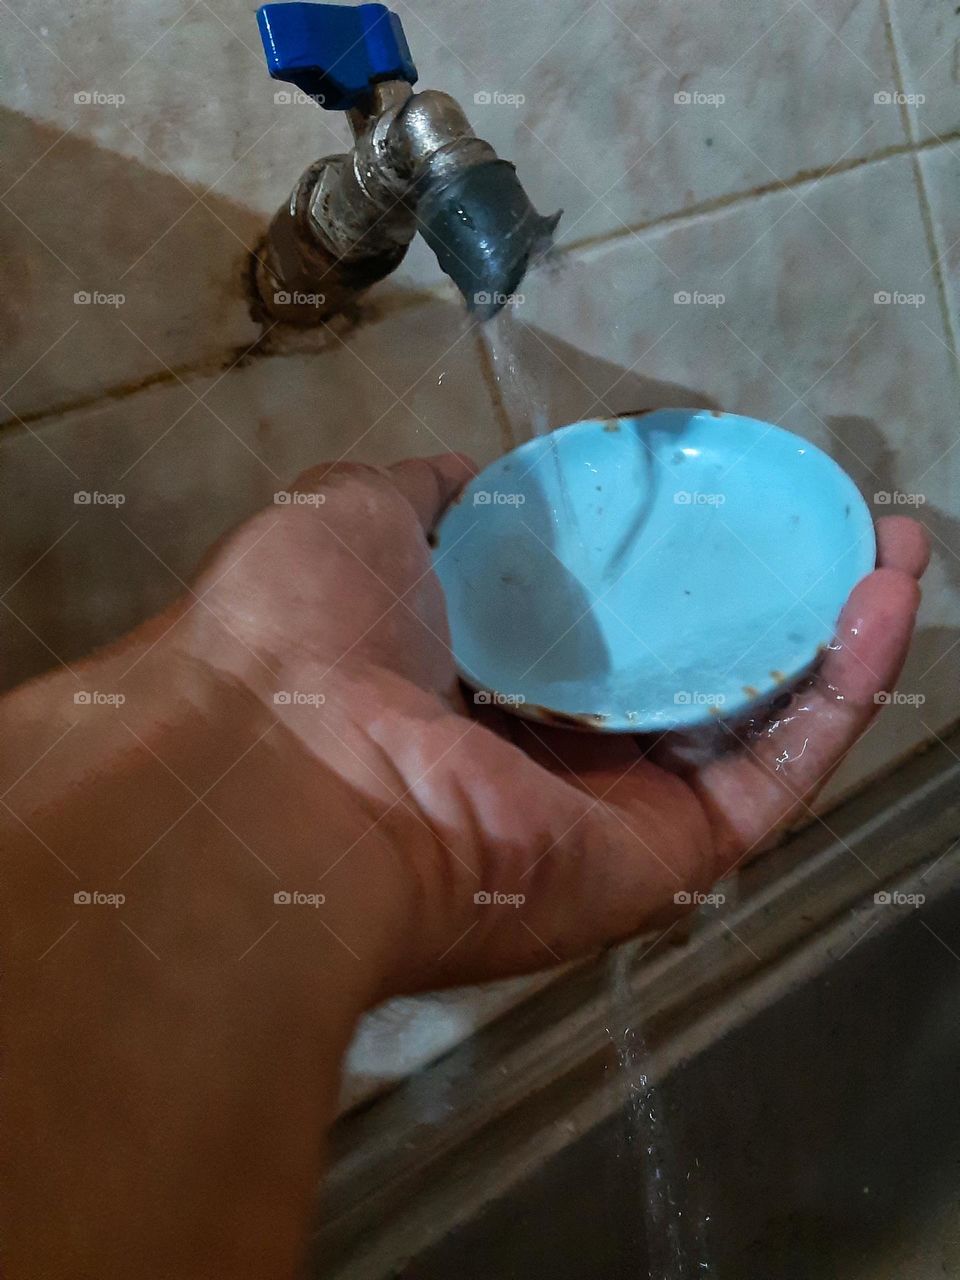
2,0,958,1097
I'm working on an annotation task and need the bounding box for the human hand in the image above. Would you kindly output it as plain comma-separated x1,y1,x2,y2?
181,451,929,993
1,451,927,1278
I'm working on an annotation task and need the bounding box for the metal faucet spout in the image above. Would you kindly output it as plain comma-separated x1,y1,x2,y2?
253,5,560,324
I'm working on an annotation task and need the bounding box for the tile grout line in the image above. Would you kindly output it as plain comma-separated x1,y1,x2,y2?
0,288,449,436
4,128,960,441
882,0,960,372
561,126,960,257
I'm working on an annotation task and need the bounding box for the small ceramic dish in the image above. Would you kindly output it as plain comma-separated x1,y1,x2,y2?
431,409,875,732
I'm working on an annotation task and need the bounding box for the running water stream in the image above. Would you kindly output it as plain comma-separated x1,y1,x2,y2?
484,299,711,1275
607,946,712,1278
485,301,589,568
483,296,711,1269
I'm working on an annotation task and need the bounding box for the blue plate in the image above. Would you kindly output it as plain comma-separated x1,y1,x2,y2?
432,409,876,732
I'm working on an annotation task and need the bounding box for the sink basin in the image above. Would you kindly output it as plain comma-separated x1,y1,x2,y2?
307,732,960,1279
403,849,960,1278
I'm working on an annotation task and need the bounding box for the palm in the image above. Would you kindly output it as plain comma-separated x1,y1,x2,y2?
200,455,926,985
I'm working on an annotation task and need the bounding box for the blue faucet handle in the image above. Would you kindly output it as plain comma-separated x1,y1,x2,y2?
257,2,417,110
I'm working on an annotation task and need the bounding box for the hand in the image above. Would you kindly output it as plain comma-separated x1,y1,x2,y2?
1,451,927,1278
181,452,929,991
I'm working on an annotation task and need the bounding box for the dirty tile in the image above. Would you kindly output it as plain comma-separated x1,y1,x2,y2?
886,0,960,143
0,108,261,421
0,298,503,689
479,153,960,796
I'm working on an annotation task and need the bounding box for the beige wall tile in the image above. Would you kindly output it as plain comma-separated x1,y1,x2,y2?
480,153,960,795
397,0,905,251
886,0,960,143
0,109,262,421
0,298,503,689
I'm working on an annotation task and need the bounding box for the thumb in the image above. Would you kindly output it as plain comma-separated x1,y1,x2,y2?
386,453,478,532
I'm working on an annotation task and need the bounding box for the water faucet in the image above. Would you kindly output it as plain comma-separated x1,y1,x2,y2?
252,2,561,324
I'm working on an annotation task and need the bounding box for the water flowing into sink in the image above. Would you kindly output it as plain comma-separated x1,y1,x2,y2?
607,945,713,1278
